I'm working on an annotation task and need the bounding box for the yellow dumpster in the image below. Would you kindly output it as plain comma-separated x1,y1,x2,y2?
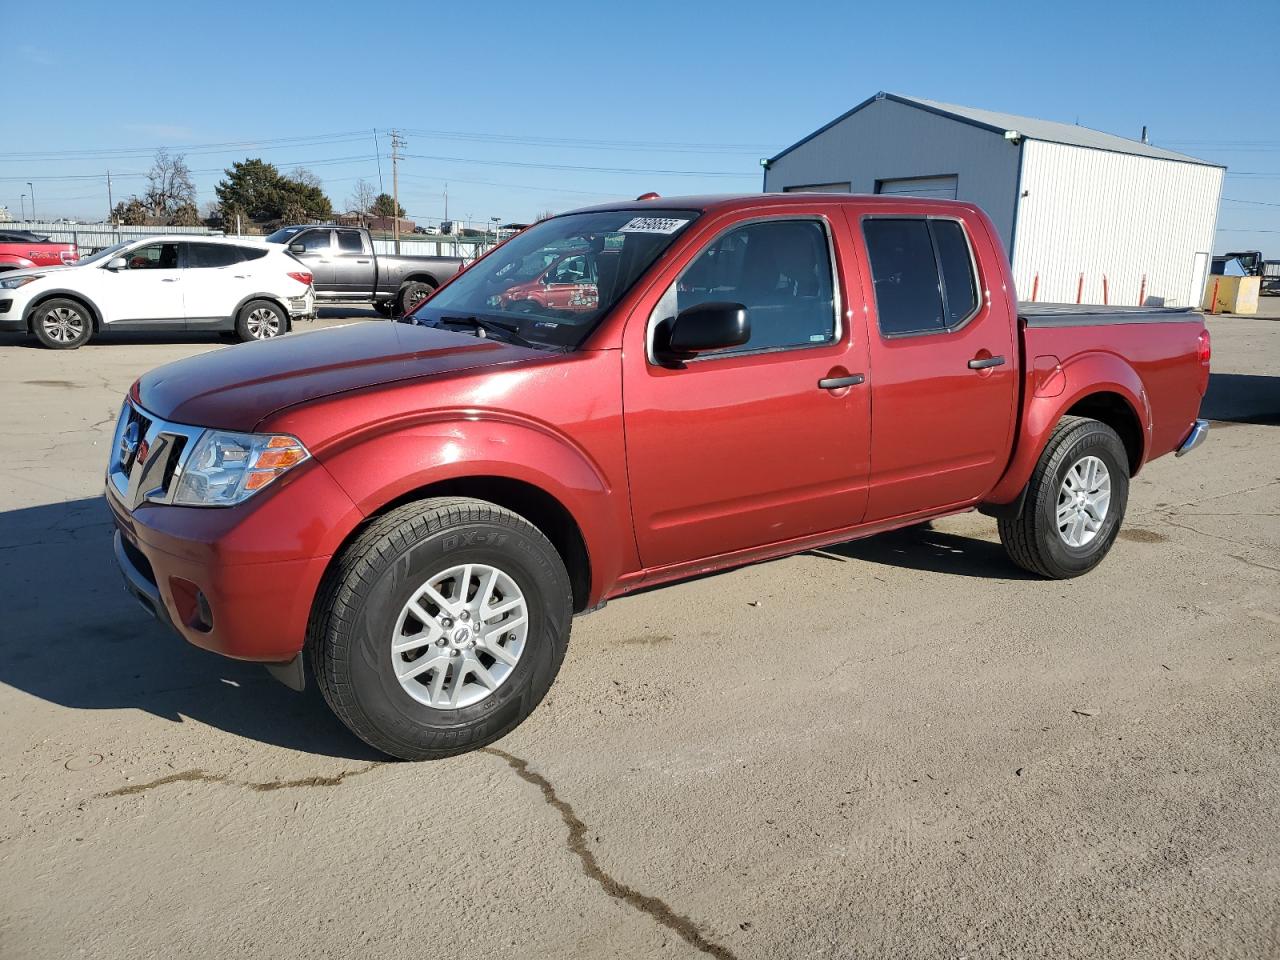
1202,275,1261,315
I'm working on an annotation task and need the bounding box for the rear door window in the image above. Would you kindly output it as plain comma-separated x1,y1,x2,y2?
335,230,365,254
186,243,241,268
863,218,979,336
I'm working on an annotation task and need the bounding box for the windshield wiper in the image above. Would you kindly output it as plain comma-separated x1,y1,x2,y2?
430,315,556,351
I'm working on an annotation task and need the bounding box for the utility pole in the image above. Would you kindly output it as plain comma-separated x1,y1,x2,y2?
390,129,405,254
27,182,35,221
106,170,114,224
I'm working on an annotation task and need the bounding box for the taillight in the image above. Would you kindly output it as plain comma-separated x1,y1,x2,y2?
1198,329,1211,364
288,271,313,286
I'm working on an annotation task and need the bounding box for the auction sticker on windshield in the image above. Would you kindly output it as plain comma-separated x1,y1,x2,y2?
618,216,690,234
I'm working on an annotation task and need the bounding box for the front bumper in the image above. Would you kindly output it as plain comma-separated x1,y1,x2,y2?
104,405,364,662
1175,419,1209,457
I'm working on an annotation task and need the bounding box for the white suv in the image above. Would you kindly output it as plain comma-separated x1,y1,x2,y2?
0,236,315,349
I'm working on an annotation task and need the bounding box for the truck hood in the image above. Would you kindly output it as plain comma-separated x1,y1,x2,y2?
137,322,545,431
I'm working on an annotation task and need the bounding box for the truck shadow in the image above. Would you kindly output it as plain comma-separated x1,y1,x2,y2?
818,523,1039,580
0,497,379,761
1201,372,1280,426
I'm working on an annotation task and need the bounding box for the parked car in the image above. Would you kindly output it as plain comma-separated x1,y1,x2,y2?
0,230,79,273
264,224,463,316
490,247,599,313
0,236,314,349
106,194,1211,760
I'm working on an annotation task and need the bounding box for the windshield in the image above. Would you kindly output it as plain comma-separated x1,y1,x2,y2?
264,225,309,244
406,209,698,350
76,241,134,266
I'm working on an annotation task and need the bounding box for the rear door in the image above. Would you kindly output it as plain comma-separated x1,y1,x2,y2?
180,242,253,328
332,229,376,296
848,208,1018,521
622,206,871,569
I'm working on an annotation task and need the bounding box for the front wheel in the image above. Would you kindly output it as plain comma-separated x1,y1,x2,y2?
31,298,93,349
308,497,573,760
998,416,1130,579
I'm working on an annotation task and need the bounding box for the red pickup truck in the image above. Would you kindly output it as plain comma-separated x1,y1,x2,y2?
0,230,78,272
106,194,1210,759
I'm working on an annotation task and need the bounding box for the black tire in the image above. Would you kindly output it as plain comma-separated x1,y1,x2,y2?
234,299,288,342
372,300,394,318
30,297,93,349
395,279,436,316
308,497,573,760
998,416,1129,579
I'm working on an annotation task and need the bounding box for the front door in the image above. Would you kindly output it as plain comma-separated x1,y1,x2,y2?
103,241,185,325
850,210,1018,521
622,211,871,570
288,229,336,290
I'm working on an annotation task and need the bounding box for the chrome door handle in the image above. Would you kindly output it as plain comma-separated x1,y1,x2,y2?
356,259,371,263
818,373,865,390
968,355,1005,369
161,278,181,282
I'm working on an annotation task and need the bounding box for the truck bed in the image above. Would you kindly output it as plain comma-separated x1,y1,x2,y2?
1019,303,1201,327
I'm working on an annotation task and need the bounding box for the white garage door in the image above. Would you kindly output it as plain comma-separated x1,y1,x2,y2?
876,175,958,200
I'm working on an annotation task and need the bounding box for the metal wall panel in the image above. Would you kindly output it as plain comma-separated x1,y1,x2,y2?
764,98,1021,247
1011,140,1223,307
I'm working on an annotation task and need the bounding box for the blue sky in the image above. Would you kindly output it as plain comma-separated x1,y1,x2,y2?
4,0,1275,252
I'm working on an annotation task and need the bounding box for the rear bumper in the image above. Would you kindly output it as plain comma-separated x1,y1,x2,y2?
1176,419,1209,457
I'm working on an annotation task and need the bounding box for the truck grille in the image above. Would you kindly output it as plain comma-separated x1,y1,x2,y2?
107,400,204,510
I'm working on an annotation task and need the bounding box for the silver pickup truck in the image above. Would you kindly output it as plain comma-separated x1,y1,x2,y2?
265,225,464,316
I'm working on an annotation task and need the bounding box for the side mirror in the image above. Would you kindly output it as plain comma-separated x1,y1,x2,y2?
288,242,307,255
655,302,749,362
106,257,127,271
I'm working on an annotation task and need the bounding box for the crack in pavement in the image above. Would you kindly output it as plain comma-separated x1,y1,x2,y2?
96,762,386,799
483,747,739,960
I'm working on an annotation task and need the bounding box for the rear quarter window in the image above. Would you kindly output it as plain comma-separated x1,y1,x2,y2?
239,246,269,261
863,217,980,336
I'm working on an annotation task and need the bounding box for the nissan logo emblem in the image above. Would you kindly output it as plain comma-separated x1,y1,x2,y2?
119,421,140,466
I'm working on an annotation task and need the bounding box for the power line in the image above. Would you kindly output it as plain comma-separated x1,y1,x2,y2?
401,152,753,178
398,126,778,156
0,130,370,162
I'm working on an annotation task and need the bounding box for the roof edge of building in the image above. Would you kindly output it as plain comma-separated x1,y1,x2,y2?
767,91,1223,170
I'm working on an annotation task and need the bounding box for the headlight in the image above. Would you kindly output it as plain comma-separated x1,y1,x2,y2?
173,430,310,507
0,274,41,289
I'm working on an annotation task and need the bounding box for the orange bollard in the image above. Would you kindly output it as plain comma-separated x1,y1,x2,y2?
1208,277,1220,315
1138,274,1146,306
1031,273,1039,302
1076,272,1084,304
1102,274,1109,306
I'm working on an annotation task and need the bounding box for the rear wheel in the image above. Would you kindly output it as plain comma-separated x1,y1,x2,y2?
235,299,287,342
395,279,436,316
31,298,93,349
998,416,1129,579
308,497,573,760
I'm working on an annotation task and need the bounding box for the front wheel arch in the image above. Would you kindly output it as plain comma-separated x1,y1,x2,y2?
25,292,102,333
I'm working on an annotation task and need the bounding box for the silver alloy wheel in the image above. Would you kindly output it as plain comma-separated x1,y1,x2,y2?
246,307,282,339
42,306,85,343
391,562,529,709
1056,455,1111,547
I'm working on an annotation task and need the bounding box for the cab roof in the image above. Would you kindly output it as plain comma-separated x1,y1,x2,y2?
566,193,978,216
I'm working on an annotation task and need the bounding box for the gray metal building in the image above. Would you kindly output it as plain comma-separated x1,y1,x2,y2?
763,92,1224,307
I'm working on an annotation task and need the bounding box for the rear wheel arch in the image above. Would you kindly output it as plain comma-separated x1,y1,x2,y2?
1063,391,1145,474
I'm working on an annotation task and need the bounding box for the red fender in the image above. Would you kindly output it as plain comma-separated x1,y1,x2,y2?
986,351,1150,505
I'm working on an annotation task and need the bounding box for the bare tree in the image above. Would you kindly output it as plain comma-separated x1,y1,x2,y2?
346,178,377,224
535,209,555,221
290,167,324,191
143,148,196,222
